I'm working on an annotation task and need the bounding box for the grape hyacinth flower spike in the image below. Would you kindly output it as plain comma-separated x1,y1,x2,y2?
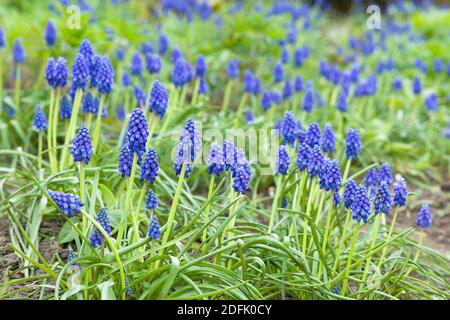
89,208,111,248
70,125,93,165
92,55,115,151
416,204,432,228
48,190,84,217
45,21,57,47
321,123,335,155
148,216,161,240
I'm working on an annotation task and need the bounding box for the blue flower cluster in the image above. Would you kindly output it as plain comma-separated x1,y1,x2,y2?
89,208,111,248
140,148,159,184
33,106,48,132
48,190,84,217
70,125,93,164
148,80,168,119
148,216,161,239
275,145,290,175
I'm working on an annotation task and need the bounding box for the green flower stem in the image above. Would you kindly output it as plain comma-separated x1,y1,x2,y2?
158,88,180,143
314,190,326,225
191,77,200,105
47,89,55,172
289,172,306,238
341,220,361,296
133,181,148,245
302,178,316,255
86,113,93,131
92,94,106,152
146,112,157,149
342,158,352,182
234,92,248,127
14,64,21,109
52,88,61,170
202,174,215,243
317,192,334,279
226,191,240,240
377,206,399,270
179,85,188,109
124,90,130,115
403,232,425,278
120,153,138,247
79,162,87,235
37,132,43,170
333,209,352,271
268,175,283,233
60,88,83,171
80,210,126,300
236,240,247,281
154,162,187,270
221,79,233,115
359,213,381,294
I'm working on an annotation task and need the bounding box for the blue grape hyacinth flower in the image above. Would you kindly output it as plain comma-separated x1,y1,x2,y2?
89,208,111,248
130,52,143,76
281,111,298,147
0,28,5,48
294,75,303,92
96,55,114,94
118,144,133,177
140,148,159,184
60,95,72,119
305,122,321,148
302,87,314,113
33,106,48,132
416,204,432,228
78,40,94,67
413,77,422,95
232,162,252,194
320,159,342,192
343,178,357,209
273,62,284,83
351,185,371,223
227,59,239,80
195,54,207,78
148,216,160,239
146,189,158,210
72,53,89,90
122,71,132,87
70,125,93,164
307,145,324,178
296,142,311,172
82,92,98,114
148,80,168,119
158,33,169,56
275,145,290,175
208,142,225,177
173,119,201,177
393,176,408,207
261,90,272,111
365,168,379,190
425,93,438,112
379,162,393,186
374,182,391,215
13,38,25,64
134,85,146,107
321,123,335,155
346,128,361,160
45,21,57,47
146,54,162,74
48,190,84,217
126,108,149,156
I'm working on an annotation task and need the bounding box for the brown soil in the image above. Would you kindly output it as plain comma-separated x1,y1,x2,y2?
393,185,450,253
